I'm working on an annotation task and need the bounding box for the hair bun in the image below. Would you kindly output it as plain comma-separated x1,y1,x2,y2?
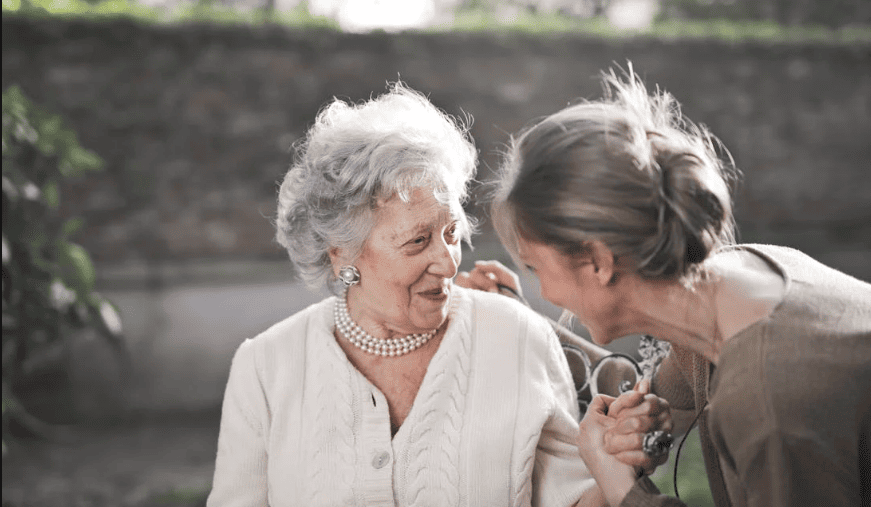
493,64,737,284
641,137,732,278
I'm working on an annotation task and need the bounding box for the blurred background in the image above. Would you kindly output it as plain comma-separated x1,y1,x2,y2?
2,0,870,505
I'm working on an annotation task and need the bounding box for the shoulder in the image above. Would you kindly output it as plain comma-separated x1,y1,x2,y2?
459,286,565,367
715,244,871,326
460,286,557,346
462,285,550,328
233,296,335,375
251,296,333,347
223,297,336,415
732,244,871,294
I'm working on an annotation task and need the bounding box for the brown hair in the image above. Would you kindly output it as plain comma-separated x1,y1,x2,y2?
493,66,737,282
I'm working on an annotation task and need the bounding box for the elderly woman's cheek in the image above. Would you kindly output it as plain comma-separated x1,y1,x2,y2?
431,237,460,279
448,243,462,277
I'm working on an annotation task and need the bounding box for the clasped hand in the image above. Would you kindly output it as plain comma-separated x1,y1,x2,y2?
580,379,672,477
456,260,674,477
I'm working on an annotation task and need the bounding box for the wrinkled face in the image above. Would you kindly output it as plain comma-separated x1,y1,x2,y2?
517,236,616,345
343,187,464,336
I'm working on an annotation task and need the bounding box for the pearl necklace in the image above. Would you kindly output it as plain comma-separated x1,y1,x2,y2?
334,292,436,357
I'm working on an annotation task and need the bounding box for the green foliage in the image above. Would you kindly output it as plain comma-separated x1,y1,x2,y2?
448,7,619,35
651,17,871,43
1,0,339,28
147,486,211,505
3,0,868,42
650,426,716,507
447,7,870,43
660,0,870,28
2,85,125,448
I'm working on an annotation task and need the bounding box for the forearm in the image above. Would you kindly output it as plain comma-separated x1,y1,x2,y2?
618,477,687,507
573,452,686,507
573,483,608,507
585,458,637,506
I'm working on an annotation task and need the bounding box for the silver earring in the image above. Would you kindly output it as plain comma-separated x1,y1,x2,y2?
338,265,360,287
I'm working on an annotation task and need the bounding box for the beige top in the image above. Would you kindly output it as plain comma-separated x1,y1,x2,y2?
623,244,871,507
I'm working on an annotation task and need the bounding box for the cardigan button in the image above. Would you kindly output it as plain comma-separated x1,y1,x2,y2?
372,451,391,469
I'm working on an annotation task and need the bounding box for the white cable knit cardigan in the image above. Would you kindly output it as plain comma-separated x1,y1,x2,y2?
207,286,600,507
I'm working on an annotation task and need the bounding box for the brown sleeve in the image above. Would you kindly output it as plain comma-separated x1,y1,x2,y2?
619,477,687,507
651,347,696,411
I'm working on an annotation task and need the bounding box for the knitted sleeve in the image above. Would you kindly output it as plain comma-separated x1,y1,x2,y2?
530,315,604,507
206,339,269,507
651,346,696,411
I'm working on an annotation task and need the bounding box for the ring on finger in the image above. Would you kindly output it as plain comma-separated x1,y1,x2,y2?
642,430,674,458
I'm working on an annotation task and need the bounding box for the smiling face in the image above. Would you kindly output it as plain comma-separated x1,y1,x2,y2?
517,237,585,313
517,235,621,346
336,187,464,338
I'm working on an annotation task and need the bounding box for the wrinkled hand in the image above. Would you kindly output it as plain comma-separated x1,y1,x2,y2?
576,394,639,507
456,260,522,298
604,379,673,475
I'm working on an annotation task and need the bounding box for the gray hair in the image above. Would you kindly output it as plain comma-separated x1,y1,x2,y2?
493,66,737,283
276,83,478,291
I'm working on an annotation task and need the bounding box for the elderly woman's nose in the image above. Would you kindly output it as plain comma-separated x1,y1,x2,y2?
429,237,460,277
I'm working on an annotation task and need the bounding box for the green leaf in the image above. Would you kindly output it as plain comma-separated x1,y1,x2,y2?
42,180,59,209
61,217,85,237
54,128,78,156
34,122,59,157
36,115,62,150
65,146,103,174
13,119,38,145
57,242,96,295
2,85,124,420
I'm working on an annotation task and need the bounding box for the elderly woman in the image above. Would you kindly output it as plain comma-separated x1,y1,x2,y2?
467,69,871,507
206,83,670,506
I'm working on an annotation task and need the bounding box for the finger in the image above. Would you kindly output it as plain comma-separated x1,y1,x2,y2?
607,390,645,418
469,269,499,293
612,450,670,471
455,271,472,289
603,430,643,455
611,405,674,436
588,394,616,416
611,413,672,436
612,415,653,435
654,411,674,434
634,378,651,395
473,260,521,292
637,409,675,434
613,394,669,419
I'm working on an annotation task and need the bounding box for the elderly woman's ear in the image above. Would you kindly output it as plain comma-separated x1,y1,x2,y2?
328,247,352,278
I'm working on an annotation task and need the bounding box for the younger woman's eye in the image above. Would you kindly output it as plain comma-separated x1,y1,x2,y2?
525,264,536,274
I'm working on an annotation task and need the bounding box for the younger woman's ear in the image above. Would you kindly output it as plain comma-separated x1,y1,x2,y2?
588,240,616,286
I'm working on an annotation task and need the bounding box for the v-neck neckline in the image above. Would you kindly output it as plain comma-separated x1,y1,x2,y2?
323,288,467,443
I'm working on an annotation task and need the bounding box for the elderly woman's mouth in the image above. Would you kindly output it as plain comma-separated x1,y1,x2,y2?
419,286,450,301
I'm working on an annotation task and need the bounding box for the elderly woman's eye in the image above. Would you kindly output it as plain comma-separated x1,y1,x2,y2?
445,224,459,243
412,235,427,245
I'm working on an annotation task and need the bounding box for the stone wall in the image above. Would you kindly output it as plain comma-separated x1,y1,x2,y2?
3,17,870,282
5,17,870,417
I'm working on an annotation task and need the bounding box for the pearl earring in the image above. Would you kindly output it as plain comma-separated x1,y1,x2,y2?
338,265,360,287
